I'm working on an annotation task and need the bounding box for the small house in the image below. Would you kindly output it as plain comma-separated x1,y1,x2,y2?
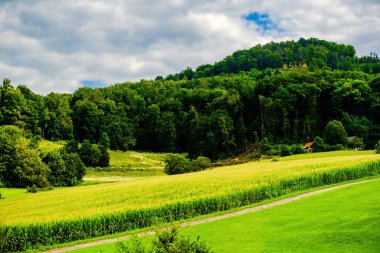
304,142,314,150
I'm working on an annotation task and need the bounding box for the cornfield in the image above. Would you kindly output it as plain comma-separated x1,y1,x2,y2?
1,153,380,251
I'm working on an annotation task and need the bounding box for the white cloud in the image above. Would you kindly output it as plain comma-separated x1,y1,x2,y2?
0,0,379,94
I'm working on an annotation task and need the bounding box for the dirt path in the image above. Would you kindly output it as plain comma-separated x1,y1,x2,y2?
41,179,375,253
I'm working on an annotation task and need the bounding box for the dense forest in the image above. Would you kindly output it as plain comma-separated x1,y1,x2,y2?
1,38,380,181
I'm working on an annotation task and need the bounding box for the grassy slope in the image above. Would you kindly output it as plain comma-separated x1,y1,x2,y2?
182,179,380,253
0,188,26,199
38,140,171,179
69,178,380,253
1,151,379,225
85,150,170,178
38,139,65,152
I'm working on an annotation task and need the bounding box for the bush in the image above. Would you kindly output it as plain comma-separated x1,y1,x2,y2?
164,155,191,175
26,184,38,193
43,150,86,186
0,126,50,188
311,137,329,152
279,144,291,157
165,155,212,175
348,137,365,150
323,120,347,146
290,144,305,155
77,140,109,168
116,228,212,253
191,156,212,172
98,145,110,167
62,140,79,153
330,144,346,151
375,141,380,154
78,140,101,167
60,152,86,185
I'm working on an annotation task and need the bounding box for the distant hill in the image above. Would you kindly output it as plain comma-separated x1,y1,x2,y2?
163,38,380,81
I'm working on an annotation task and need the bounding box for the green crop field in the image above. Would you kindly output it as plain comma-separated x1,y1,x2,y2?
69,178,380,253
2,152,378,225
2,151,380,251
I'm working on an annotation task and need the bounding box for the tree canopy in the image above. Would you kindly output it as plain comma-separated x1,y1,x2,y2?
0,38,379,163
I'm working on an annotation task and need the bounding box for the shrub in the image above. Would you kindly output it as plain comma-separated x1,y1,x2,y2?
191,156,212,172
26,184,38,193
330,144,346,151
0,126,50,188
164,155,191,175
348,137,365,150
116,228,212,253
62,140,79,153
28,135,41,149
78,140,109,167
279,144,291,157
60,152,86,185
323,120,347,146
311,137,329,152
98,145,110,167
290,144,305,155
375,141,380,154
43,150,86,186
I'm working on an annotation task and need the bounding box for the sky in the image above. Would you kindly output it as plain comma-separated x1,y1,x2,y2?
0,0,379,94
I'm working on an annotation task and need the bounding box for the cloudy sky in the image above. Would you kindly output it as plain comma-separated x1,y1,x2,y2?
0,0,379,94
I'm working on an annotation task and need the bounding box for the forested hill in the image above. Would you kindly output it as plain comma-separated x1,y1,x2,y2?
1,38,380,160
163,38,380,81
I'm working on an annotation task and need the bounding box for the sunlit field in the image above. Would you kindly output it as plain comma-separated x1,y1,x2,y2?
2,152,379,226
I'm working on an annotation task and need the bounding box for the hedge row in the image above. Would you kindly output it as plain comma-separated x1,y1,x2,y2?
4,160,380,252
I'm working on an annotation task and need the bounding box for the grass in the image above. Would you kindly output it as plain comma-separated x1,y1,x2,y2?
0,188,26,199
85,150,172,179
38,139,65,152
182,178,380,253
1,151,379,226
67,178,380,253
38,139,173,178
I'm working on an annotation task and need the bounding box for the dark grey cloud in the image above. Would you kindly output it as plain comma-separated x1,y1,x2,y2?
0,0,379,94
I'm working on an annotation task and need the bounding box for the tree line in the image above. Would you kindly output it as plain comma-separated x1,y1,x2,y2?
0,39,379,165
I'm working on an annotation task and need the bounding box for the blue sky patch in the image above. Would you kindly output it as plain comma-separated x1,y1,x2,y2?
80,80,108,88
244,12,283,32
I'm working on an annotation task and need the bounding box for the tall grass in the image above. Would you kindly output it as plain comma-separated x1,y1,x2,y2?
3,159,380,252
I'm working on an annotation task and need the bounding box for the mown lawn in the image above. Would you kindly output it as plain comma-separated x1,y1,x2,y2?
70,178,380,253
183,178,380,253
